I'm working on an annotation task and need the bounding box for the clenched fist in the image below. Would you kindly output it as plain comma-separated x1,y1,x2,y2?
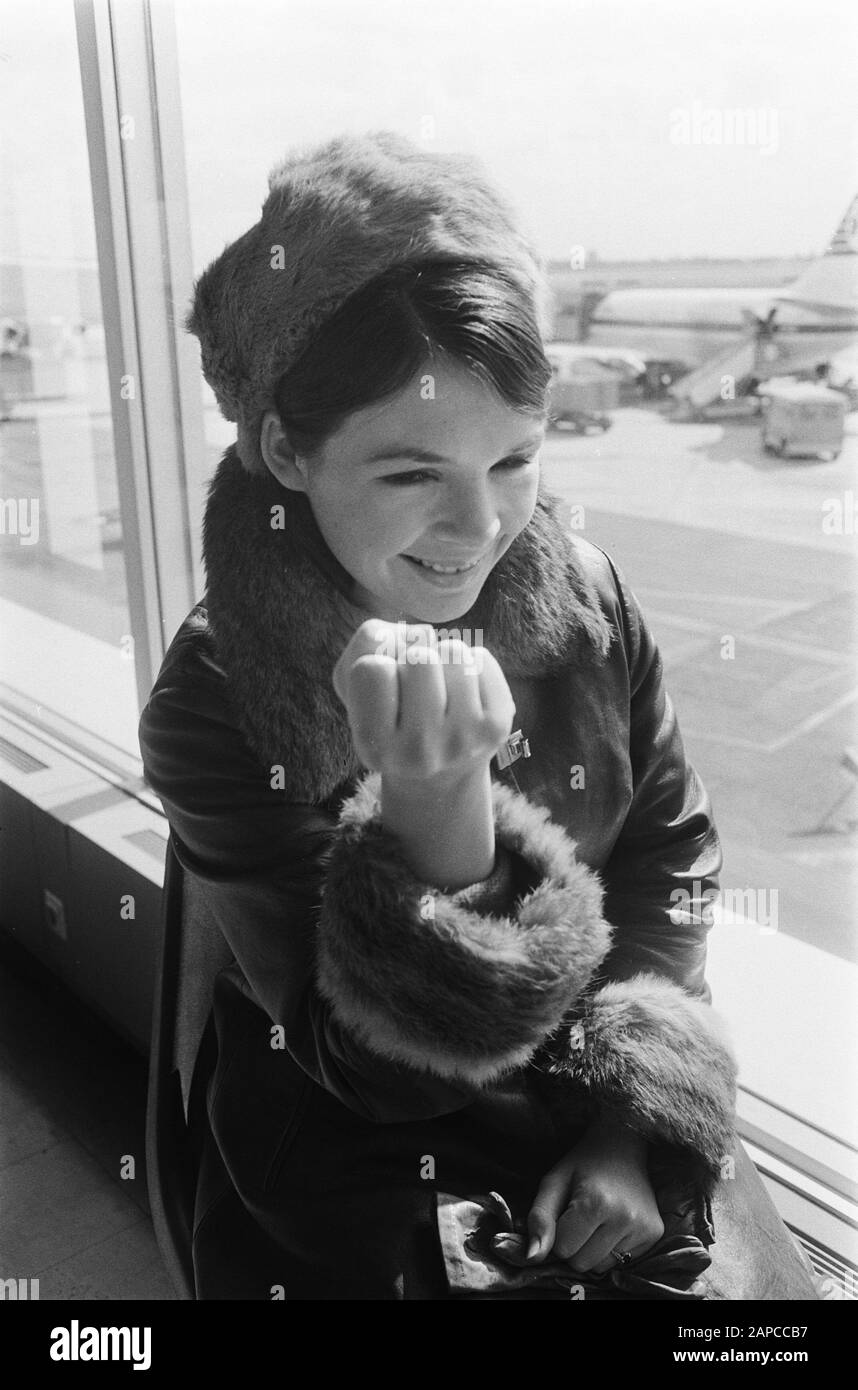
332,621,516,889
332,620,515,784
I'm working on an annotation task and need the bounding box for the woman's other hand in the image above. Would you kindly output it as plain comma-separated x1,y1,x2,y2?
526,1115,665,1272
332,620,515,889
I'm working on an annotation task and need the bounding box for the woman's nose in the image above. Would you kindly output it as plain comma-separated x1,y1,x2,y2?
434,484,501,550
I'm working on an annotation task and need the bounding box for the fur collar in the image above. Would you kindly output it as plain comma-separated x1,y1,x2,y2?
202,445,615,802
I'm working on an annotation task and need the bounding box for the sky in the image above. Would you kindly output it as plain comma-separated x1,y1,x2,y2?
1,0,856,274
172,0,858,268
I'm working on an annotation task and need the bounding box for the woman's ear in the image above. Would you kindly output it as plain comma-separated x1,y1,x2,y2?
259,410,309,491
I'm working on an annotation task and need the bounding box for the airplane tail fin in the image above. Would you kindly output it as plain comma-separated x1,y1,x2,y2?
776,195,858,312
824,195,858,255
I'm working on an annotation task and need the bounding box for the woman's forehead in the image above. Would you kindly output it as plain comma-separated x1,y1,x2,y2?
322,361,546,463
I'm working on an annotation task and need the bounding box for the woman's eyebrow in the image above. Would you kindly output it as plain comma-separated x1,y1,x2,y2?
363,436,545,466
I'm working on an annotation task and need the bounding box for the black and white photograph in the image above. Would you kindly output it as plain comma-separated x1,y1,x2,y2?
0,0,856,1347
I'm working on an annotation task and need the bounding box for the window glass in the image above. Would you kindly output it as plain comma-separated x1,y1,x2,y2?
0,0,138,757
173,0,858,1159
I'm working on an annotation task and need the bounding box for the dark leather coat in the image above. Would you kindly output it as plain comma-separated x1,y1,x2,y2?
139,446,819,1300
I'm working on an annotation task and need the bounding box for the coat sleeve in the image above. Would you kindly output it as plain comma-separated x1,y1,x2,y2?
594,551,723,1000
141,609,737,1176
138,621,469,1123
138,613,611,1122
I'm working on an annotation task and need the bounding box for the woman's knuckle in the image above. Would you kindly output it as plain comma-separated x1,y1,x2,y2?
444,728,471,762
352,652,389,679
482,711,511,747
405,641,438,667
438,638,471,668
399,731,434,768
576,1189,603,1218
407,622,436,650
600,1199,625,1225
357,618,390,651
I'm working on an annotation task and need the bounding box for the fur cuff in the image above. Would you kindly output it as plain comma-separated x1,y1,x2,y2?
316,774,611,1084
550,976,738,1188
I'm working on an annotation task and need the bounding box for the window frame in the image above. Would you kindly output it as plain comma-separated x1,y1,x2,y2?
72,0,205,728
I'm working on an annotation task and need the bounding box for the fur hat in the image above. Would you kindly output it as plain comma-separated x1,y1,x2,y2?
185,130,550,475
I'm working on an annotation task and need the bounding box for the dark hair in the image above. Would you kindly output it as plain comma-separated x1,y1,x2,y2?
273,259,551,455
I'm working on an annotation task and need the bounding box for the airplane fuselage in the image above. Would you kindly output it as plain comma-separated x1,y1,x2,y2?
588,285,858,374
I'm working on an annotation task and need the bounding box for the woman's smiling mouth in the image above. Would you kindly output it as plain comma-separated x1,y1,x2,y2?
399,551,496,589
403,554,485,575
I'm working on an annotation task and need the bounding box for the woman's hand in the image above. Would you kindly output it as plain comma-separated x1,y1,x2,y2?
333,620,515,889
526,1115,665,1272
332,620,514,782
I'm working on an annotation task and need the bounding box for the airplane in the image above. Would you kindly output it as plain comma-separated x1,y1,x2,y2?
586,195,858,410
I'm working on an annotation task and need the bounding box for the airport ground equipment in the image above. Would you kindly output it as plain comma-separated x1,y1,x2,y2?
545,344,618,433
759,381,846,460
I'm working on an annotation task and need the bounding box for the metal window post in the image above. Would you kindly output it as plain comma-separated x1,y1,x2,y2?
74,0,205,714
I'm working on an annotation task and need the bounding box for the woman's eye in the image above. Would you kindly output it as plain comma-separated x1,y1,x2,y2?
379,470,435,486
379,455,538,485
494,454,538,471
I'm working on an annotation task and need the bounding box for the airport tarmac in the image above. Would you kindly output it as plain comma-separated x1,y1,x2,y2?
542,404,858,965
2,398,856,963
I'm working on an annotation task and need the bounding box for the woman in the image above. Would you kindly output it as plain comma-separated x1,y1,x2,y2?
139,131,819,1300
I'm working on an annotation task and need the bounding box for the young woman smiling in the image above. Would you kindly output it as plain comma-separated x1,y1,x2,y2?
139,132,820,1300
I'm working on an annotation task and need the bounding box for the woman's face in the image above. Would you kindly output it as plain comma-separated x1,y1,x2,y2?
290,358,544,622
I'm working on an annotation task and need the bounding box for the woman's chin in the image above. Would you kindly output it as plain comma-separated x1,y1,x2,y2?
401,581,487,626
392,555,494,621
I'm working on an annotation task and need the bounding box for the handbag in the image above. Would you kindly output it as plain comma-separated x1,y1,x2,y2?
435,1141,822,1301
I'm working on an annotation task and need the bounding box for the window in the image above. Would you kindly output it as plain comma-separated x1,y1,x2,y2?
172,0,858,1247
0,0,137,757
1,0,205,769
